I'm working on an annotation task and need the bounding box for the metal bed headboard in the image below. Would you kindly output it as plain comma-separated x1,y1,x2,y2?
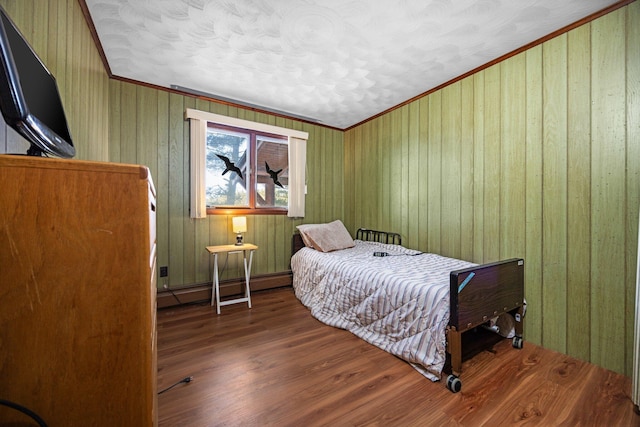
356,228,402,245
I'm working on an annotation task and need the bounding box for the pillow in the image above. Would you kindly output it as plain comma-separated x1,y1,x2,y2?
296,227,316,250
296,220,355,252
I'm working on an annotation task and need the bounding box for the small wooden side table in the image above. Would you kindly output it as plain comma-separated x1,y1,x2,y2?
206,243,258,314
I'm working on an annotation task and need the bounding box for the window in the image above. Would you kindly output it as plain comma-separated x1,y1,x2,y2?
185,108,307,219
206,124,289,213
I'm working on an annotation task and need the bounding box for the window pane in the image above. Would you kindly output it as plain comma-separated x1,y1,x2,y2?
206,129,248,207
256,136,288,209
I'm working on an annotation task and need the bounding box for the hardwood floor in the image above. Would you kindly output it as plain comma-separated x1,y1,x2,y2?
157,287,638,426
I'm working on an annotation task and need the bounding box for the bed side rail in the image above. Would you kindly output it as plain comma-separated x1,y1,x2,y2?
449,258,524,333
356,228,402,245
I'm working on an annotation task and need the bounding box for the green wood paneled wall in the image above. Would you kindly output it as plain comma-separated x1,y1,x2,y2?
108,80,344,288
0,0,110,160
345,3,640,377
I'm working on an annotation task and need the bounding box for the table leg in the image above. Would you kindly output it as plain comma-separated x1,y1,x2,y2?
212,253,220,314
243,250,253,309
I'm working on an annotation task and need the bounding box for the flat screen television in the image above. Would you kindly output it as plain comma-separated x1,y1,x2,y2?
0,6,75,158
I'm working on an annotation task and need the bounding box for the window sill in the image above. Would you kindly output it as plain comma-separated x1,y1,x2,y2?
207,207,288,216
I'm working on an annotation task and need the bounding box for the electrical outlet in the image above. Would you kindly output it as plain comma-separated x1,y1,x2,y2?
163,283,169,290
160,266,168,277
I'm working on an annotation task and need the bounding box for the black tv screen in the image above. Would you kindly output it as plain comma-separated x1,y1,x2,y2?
0,6,74,158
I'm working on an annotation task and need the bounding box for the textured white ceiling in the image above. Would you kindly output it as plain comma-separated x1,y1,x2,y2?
85,0,619,129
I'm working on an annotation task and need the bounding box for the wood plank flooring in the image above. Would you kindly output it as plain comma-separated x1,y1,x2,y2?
157,287,638,426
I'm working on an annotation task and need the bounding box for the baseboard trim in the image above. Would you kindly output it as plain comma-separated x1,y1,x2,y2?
157,270,293,309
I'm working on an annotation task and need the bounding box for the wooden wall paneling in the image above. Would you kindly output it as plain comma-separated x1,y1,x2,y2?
331,128,344,222
109,81,121,161
316,124,328,223
0,121,5,152
325,127,336,222
407,101,420,249
359,117,372,231
483,65,501,263
343,126,356,231
181,96,197,286
64,0,77,146
284,215,295,271
389,108,403,233
542,34,569,354
590,8,627,374
352,117,368,231
343,129,351,230
427,91,442,253
378,114,388,232
357,118,368,231
524,45,544,346
119,82,138,163
307,124,320,224
460,77,475,262
399,105,410,240
275,215,288,274
324,126,337,223
304,124,319,223
499,54,526,261
205,214,220,283
441,82,462,259
311,128,324,222
137,86,159,191
625,0,640,376
417,96,430,251
209,99,230,116
258,214,270,274
266,214,278,275
387,112,398,233
379,113,391,233
168,93,186,287
78,4,93,158
157,90,170,287
51,0,66,95
319,126,329,222
88,6,108,160
32,1,46,63
361,120,376,229
368,116,380,231
472,71,486,263
3,117,25,154
566,24,592,362
71,1,83,157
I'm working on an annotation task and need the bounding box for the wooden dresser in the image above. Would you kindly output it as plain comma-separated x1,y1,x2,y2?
0,155,158,426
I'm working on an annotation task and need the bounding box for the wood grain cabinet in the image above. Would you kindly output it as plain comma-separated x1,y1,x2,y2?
0,155,158,426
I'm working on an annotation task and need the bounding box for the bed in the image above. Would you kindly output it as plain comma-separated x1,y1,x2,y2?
291,220,525,392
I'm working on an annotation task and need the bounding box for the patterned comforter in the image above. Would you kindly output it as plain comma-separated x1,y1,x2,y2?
291,240,476,381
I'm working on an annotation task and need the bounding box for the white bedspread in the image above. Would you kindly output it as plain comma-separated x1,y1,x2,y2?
291,240,476,381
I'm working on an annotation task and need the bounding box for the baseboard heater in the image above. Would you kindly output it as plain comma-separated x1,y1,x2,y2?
157,271,292,309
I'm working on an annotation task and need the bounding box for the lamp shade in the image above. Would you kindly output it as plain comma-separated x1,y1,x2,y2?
232,216,247,233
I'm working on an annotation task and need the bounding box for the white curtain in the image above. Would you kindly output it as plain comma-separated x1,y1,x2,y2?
186,108,308,219
190,117,207,219
288,137,306,218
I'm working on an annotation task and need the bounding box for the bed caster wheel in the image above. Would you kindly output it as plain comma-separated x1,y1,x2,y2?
512,336,524,349
446,375,462,393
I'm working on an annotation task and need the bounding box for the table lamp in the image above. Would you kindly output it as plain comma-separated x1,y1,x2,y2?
232,216,247,245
